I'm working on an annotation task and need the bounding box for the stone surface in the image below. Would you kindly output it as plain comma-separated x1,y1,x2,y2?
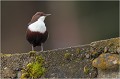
92,53,120,78
97,68,120,78
0,37,120,78
92,53,119,70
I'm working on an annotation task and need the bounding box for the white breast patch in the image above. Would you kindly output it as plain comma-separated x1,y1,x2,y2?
28,20,46,33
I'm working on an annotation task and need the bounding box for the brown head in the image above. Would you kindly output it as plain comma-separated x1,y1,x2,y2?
28,12,51,25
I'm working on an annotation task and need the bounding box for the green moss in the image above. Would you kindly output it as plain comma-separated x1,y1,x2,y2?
29,51,36,57
64,53,71,60
84,66,90,74
21,55,46,79
74,58,82,62
21,72,29,79
3,54,12,57
91,51,100,58
76,48,81,54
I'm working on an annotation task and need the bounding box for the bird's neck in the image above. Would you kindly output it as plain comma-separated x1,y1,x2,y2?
38,16,46,22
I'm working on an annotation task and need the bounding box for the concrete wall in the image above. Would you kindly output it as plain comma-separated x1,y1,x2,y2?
1,37,120,78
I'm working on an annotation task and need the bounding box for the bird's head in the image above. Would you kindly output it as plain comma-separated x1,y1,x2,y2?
34,12,51,17
28,12,51,25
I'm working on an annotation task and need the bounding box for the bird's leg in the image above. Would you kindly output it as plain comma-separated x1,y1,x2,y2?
41,43,43,51
32,45,34,51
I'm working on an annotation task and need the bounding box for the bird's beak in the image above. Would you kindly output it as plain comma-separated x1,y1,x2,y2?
45,14,51,16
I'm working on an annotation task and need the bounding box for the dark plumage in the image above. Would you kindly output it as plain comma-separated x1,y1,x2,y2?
26,29,48,47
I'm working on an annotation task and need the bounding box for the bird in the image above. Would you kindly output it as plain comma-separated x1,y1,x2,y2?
26,12,51,51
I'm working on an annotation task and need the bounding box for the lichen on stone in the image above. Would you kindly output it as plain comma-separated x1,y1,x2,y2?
92,53,120,70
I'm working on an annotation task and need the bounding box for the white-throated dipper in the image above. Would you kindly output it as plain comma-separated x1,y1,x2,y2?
26,12,51,51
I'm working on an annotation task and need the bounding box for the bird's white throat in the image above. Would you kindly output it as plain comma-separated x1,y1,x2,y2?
38,16,46,21
28,16,46,33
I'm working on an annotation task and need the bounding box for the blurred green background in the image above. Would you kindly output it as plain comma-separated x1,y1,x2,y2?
1,1,119,53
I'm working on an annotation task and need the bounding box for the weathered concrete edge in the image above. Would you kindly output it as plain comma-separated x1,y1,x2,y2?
1,37,119,55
